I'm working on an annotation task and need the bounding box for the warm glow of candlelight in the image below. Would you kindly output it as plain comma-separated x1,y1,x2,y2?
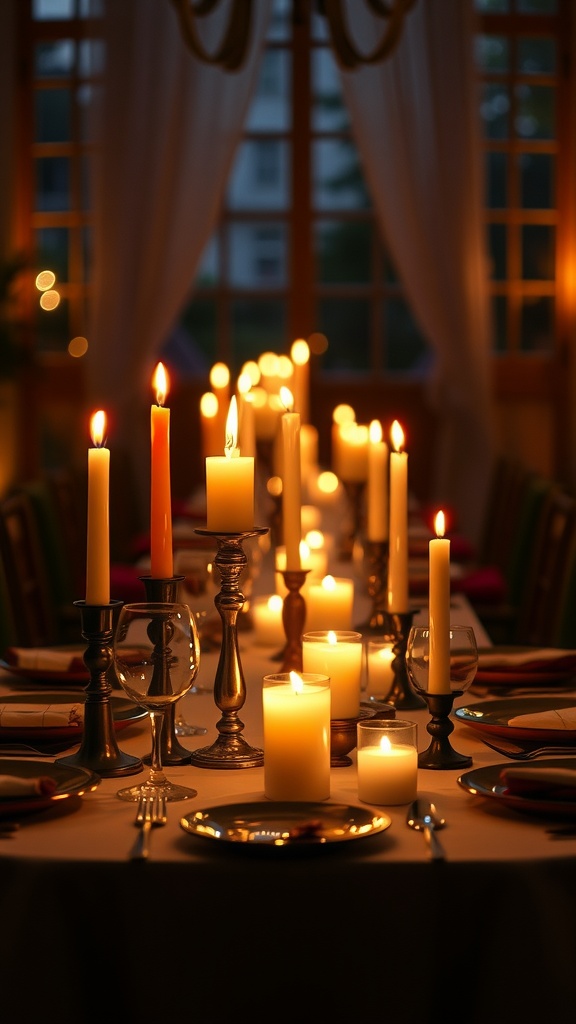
380,735,392,753
435,510,446,537
90,409,106,446
200,391,218,418
289,670,304,693
210,361,230,391
225,395,239,456
391,419,405,452
369,419,383,444
291,338,310,366
153,361,168,405
280,385,294,411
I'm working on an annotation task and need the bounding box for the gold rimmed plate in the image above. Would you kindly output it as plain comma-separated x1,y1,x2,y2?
180,801,391,850
0,691,147,743
457,759,576,819
0,759,101,819
455,696,576,743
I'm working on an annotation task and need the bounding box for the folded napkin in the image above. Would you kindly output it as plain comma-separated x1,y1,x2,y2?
500,765,576,801
3,647,86,674
507,706,576,730
478,648,576,673
0,703,83,729
0,774,58,798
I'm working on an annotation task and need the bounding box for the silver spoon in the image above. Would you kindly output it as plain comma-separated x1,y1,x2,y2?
407,799,447,860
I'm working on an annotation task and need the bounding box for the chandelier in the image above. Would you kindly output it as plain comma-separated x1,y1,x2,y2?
170,0,417,72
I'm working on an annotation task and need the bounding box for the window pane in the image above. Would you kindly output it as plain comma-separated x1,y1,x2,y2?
486,151,507,207
35,157,70,211
318,300,370,371
522,224,555,279
520,296,554,351
489,224,507,279
267,0,292,41
515,84,555,139
312,48,350,131
35,40,75,77
232,300,287,367
164,302,215,373
228,223,287,288
518,36,556,74
313,140,371,210
195,236,220,288
33,0,75,18
520,153,554,208
227,140,290,210
385,298,431,373
35,88,71,143
35,227,69,280
492,295,507,351
246,50,290,132
315,220,372,284
475,35,509,73
480,83,510,140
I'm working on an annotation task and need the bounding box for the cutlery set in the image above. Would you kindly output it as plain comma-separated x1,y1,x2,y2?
130,791,168,860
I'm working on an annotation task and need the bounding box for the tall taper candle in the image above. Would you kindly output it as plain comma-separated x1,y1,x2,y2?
367,419,388,542
429,509,451,694
86,409,110,605
387,419,408,612
150,361,173,578
280,386,302,570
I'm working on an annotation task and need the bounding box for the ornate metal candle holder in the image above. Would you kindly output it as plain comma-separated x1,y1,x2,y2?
355,539,389,632
337,480,366,561
330,699,395,767
57,601,142,778
189,527,268,769
380,609,427,710
279,567,309,672
140,574,195,765
418,691,472,770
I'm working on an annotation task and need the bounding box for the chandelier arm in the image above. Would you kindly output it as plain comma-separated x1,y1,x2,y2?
323,0,414,70
171,0,253,70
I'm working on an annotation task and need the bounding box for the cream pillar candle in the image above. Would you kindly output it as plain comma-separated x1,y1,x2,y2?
302,629,363,719
85,409,110,605
357,724,418,805
366,641,396,697
367,419,389,542
429,510,451,694
280,386,302,570
263,671,331,801
305,575,354,632
335,421,369,482
206,395,254,532
252,594,285,647
387,420,409,613
150,361,173,579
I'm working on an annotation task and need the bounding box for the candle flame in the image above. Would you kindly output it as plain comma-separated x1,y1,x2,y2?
327,630,338,645
369,419,383,444
322,575,336,592
210,361,230,391
390,419,404,452
434,510,446,538
237,371,252,396
268,594,283,612
379,735,392,753
290,338,310,366
200,391,219,418
153,362,168,406
280,386,294,412
289,671,304,694
225,395,239,457
90,409,106,447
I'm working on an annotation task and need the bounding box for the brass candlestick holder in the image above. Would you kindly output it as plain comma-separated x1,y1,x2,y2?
337,480,366,561
380,609,427,710
279,567,309,672
418,692,472,770
140,574,195,765
355,539,389,632
189,527,267,768
57,600,142,778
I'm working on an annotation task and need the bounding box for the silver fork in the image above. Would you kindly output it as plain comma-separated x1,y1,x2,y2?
480,736,576,760
130,790,167,860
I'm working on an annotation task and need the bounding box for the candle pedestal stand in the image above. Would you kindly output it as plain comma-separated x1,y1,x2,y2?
139,575,194,765
418,692,472,770
279,568,309,672
381,610,427,710
330,700,395,767
355,539,389,632
338,481,366,561
190,528,268,769
57,601,142,777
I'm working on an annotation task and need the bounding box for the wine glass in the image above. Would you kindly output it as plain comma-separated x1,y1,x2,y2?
173,549,218,737
113,601,201,802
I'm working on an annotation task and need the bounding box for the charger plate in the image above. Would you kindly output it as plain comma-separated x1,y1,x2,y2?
0,759,100,818
180,801,390,848
0,692,147,743
457,759,576,819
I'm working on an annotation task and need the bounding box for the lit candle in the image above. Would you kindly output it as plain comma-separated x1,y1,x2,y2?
305,574,354,632
85,409,110,605
367,419,389,542
387,420,409,612
206,395,254,532
150,361,173,579
209,361,230,452
302,629,363,719
280,386,301,570
263,671,331,801
357,727,418,805
237,372,256,458
366,641,395,697
429,509,451,694
252,594,285,647
290,338,310,424
199,391,221,459
335,420,369,482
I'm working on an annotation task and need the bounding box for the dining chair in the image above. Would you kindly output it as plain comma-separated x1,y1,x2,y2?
0,488,60,648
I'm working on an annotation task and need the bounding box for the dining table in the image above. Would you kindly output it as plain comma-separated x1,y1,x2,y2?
1,512,576,1024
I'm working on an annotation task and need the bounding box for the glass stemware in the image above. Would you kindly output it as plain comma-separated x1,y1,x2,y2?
405,625,478,697
113,601,201,802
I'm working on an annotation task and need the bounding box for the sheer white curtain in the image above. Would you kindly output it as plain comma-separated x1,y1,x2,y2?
87,0,272,511
0,0,16,259
337,0,495,545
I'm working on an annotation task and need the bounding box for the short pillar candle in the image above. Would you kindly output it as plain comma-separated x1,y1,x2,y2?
263,672,331,802
357,719,418,805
